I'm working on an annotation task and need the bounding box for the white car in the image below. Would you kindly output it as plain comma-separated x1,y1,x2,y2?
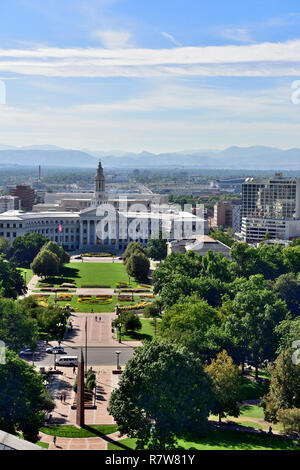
46,346,64,354
19,348,33,356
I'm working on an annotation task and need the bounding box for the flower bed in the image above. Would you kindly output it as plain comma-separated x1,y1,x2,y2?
118,301,151,311
81,284,111,288
57,294,73,301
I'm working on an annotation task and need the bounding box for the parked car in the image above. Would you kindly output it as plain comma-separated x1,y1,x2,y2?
46,346,65,354
73,255,82,259
19,348,33,356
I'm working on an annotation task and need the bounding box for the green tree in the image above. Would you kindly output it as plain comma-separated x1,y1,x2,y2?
205,350,241,423
113,310,142,334
0,237,10,255
0,255,27,298
31,249,60,278
126,252,150,282
0,297,38,352
147,232,167,261
0,349,53,441
41,241,70,266
8,233,48,268
225,289,288,378
277,409,300,440
273,273,300,317
262,348,300,423
275,317,300,353
108,341,214,449
144,300,162,337
123,242,147,265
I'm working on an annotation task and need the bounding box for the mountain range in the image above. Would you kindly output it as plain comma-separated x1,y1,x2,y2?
0,145,300,169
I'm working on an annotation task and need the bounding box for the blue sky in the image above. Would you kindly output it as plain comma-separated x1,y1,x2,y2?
1,0,300,152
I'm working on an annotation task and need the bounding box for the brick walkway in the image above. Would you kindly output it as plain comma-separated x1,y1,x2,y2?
39,365,124,450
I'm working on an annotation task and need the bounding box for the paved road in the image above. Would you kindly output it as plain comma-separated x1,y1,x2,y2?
21,346,135,367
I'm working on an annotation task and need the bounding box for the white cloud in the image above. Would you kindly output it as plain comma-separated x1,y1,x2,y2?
1,39,300,78
161,32,182,47
219,28,253,43
93,30,132,48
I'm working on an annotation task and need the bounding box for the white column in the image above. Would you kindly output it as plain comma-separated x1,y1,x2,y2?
87,220,90,246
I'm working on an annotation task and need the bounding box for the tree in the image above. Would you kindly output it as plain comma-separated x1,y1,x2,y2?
144,300,162,337
0,255,27,298
159,299,220,356
0,237,10,255
8,233,48,268
31,249,60,278
272,273,300,317
0,349,54,441
275,317,300,353
225,289,288,378
262,348,300,423
114,310,142,334
123,242,147,265
277,409,300,440
147,233,167,261
0,297,38,352
41,241,70,266
108,341,214,449
205,350,241,424
126,252,150,282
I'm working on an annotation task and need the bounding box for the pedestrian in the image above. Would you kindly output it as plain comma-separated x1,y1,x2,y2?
73,365,76,374
53,436,57,447
60,394,63,403
268,426,273,435
63,392,66,403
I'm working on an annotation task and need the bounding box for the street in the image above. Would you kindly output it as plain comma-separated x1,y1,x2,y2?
22,346,135,367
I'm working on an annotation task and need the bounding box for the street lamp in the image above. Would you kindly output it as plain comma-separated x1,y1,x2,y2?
115,351,121,369
151,418,156,450
54,352,57,370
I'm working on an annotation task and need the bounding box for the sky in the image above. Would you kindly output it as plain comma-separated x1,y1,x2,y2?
1,1,300,152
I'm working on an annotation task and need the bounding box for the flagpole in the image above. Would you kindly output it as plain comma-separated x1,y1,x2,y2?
85,317,87,376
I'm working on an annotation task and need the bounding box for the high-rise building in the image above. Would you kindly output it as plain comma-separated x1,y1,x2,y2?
10,185,35,211
213,200,241,233
0,196,20,213
241,173,300,242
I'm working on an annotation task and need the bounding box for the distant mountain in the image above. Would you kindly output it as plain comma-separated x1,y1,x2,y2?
0,145,300,169
0,149,97,167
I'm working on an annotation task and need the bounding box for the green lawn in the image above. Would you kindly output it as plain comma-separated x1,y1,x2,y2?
36,441,49,449
238,377,269,401
18,268,33,285
240,405,265,419
46,294,144,313
119,318,159,341
38,263,141,289
107,429,299,451
40,424,117,438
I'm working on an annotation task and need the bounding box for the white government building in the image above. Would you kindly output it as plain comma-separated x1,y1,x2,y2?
0,162,208,253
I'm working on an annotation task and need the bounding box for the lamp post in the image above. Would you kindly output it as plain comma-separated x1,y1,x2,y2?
54,352,57,370
151,418,156,450
115,351,121,369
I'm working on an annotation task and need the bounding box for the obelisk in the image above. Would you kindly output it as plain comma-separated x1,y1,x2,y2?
76,348,85,427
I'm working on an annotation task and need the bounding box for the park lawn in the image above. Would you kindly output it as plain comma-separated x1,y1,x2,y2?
47,294,144,313
40,424,117,438
119,318,159,341
107,429,299,451
38,262,141,289
18,268,33,285
240,404,265,419
238,377,269,401
36,441,49,449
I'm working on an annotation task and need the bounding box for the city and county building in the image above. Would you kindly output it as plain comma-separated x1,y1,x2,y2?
239,173,300,242
0,161,207,253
